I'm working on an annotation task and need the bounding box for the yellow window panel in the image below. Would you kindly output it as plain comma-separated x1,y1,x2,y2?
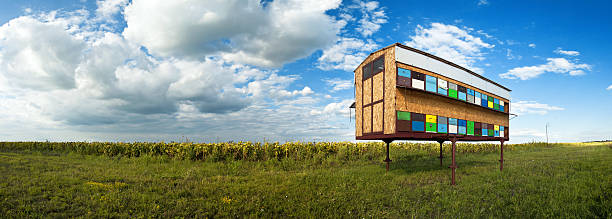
426,115,437,123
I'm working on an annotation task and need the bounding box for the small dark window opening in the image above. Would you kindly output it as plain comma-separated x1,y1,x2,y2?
362,63,372,80
362,55,384,81
372,56,384,74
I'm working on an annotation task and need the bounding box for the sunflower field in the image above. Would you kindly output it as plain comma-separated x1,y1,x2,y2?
0,141,542,162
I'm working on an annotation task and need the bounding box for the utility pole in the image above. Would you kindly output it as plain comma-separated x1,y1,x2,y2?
545,122,549,146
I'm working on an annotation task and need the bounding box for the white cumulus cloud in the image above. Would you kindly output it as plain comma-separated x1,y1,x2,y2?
0,16,85,90
554,47,580,56
0,1,373,142
317,37,378,71
353,1,387,37
405,23,494,74
477,0,490,6
500,57,591,80
324,78,353,92
512,129,546,138
511,100,564,116
310,99,354,116
96,0,128,19
0,10,322,125
123,0,343,67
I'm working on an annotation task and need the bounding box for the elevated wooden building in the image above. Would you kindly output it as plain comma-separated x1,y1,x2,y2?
353,43,511,184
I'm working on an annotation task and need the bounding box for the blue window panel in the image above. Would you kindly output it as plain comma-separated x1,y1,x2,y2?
458,92,467,101
437,123,448,133
458,119,466,127
458,126,467,135
494,98,499,104
426,75,436,83
398,68,411,77
467,88,474,96
438,87,448,96
494,130,500,137
474,91,481,98
500,105,504,112
448,118,458,126
481,94,488,106
482,129,488,136
412,121,425,132
425,75,437,93
426,82,437,93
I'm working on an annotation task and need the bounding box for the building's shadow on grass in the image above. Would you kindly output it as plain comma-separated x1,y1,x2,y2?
388,153,492,175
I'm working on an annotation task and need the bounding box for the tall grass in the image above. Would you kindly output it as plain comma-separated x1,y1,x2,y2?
0,141,556,162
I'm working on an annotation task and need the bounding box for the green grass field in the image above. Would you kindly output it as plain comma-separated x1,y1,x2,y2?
1,142,611,218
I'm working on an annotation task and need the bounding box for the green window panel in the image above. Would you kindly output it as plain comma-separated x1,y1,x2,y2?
467,121,474,128
467,127,474,135
397,111,410,121
488,96,494,102
488,129,494,136
449,89,458,99
426,122,437,132
494,103,500,110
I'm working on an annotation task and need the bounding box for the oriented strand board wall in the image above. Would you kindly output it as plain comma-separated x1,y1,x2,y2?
384,47,396,134
355,62,362,137
373,74,383,102
363,78,372,105
363,106,372,133
354,45,393,135
373,102,383,132
396,63,509,103
396,88,509,127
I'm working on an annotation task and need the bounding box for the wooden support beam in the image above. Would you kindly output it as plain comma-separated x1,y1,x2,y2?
450,138,457,185
500,139,504,171
437,140,444,166
383,139,393,171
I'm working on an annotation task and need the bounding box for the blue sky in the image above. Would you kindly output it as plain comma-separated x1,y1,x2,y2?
0,0,610,143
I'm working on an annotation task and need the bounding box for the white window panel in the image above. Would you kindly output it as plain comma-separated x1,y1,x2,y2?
448,125,458,134
412,79,425,90
437,79,448,89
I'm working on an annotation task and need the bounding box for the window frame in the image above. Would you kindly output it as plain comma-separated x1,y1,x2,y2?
362,55,385,81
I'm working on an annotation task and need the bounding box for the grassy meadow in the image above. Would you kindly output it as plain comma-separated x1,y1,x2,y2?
0,141,611,218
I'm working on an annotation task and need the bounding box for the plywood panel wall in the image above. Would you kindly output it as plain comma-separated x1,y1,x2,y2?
355,62,362,137
363,78,372,105
363,105,372,133
373,102,383,132
354,45,395,136
373,73,383,102
384,47,397,134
